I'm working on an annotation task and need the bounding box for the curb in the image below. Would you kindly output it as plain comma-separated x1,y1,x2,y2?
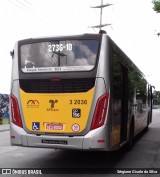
0,125,10,132
0,128,10,132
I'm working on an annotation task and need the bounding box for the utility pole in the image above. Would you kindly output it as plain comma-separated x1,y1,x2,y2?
90,0,113,30
100,0,103,30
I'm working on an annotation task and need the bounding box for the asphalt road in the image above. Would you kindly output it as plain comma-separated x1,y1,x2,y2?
0,110,160,177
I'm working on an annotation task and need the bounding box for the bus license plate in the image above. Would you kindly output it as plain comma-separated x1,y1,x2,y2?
44,123,64,130
42,139,67,145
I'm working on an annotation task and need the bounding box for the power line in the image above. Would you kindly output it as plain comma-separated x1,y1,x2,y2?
8,0,28,12
8,0,31,13
15,0,30,9
90,0,113,31
23,0,31,6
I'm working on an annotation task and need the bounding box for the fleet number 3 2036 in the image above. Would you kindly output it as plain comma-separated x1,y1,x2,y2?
69,100,87,105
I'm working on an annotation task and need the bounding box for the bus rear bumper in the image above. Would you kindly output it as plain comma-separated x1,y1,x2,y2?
10,123,110,150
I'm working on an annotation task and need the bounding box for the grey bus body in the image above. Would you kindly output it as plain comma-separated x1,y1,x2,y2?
10,32,152,151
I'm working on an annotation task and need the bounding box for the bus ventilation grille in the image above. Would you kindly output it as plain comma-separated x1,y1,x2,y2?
20,78,95,93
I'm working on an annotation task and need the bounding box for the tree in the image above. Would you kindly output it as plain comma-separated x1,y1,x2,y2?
153,0,160,36
152,0,160,13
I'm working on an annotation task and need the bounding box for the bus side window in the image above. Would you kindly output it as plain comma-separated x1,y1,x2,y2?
112,53,122,120
129,70,147,112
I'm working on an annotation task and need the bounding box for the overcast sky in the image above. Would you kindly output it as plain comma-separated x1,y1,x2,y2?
0,0,160,93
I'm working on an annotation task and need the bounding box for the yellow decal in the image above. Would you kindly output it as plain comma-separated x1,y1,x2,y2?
20,88,94,133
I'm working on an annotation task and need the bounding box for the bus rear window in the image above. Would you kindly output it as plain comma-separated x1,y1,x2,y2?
20,39,99,73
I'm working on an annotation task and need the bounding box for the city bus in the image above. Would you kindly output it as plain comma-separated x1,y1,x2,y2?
10,31,152,151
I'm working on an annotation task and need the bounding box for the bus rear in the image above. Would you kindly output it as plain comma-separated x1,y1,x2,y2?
10,33,111,150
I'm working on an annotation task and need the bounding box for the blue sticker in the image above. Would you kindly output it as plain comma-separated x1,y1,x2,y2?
32,122,40,130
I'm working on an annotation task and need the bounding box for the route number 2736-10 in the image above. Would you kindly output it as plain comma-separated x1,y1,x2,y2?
69,100,87,105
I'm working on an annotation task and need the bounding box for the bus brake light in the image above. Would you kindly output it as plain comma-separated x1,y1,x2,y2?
10,94,23,128
91,93,109,130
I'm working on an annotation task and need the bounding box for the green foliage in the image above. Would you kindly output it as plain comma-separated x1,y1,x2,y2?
2,118,9,125
152,0,160,13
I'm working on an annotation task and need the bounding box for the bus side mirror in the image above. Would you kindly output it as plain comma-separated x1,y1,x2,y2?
10,50,14,59
151,86,155,89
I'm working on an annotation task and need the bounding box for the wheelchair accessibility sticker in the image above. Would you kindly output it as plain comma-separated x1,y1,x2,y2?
32,122,40,130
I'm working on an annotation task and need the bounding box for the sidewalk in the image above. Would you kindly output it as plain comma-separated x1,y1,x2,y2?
0,124,10,132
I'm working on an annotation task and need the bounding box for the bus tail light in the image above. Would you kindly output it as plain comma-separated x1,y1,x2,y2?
91,93,109,130
10,94,23,128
